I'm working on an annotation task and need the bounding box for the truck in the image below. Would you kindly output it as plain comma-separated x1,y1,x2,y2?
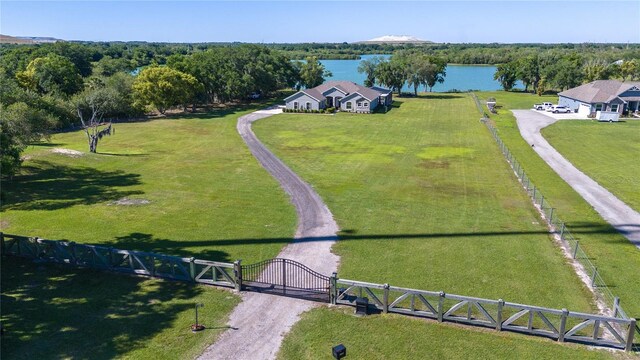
533,102,553,110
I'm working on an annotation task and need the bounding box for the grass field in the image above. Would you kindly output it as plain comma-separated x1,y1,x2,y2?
278,307,615,360
542,120,640,212
476,91,640,319
1,104,297,358
252,94,616,357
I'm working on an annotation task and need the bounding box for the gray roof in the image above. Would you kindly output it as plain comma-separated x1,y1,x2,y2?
558,80,640,104
302,80,391,101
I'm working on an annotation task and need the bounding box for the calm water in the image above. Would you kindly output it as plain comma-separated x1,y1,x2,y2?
320,54,523,92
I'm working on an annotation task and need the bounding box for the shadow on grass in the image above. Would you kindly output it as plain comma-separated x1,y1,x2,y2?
0,257,203,360
0,160,142,211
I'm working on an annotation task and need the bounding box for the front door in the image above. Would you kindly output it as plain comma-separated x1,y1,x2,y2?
335,97,342,108
326,96,333,107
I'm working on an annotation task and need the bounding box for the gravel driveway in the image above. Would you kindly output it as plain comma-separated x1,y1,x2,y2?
198,108,340,360
513,110,640,249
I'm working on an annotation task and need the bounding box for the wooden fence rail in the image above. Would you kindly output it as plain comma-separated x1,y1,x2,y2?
2,233,636,351
333,278,636,351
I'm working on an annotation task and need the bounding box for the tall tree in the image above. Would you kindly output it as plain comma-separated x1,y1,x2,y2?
423,57,447,92
357,56,384,87
299,56,332,88
73,85,118,153
375,60,406,96
16,54,83,96
620,60,639,81
494,61,518,91
583,59,612,83
132,66,202,114
0,102,55,177
516,55,541,92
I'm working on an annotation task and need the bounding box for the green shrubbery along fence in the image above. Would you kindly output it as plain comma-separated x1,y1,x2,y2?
470,93,639,350
2,233,636,351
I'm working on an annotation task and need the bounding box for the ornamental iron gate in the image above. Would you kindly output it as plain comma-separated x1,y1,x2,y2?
241,258,330,302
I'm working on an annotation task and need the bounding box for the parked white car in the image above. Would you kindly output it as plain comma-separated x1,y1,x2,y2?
549,105,572,113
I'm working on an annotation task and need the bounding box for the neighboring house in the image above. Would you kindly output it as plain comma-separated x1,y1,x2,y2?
558,80,640,116
284,80,392,113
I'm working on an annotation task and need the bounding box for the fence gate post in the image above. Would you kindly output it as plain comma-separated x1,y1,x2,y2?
496,299,504,331
189,257,196,282
330,272,338,305
548,208,554,224
613,297,620,318
438,292,445,323
233,260,242,292
559,309,568,342
626,318,637,352
383,284,389,314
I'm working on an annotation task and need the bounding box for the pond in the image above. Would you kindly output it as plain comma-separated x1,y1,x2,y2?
320,54,523,92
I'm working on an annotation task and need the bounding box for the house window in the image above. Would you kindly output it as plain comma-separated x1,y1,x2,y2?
611,104,619,112
294,102,298,109
306,102,311,110
357,101,363,107
346,102,352,109
595,103,603,111
364,102,368,107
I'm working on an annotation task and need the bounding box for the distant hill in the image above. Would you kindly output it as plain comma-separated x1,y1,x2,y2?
0,34,35,44
0,34,62,44
355,35,433,44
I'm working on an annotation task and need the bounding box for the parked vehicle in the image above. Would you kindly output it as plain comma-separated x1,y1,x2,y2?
248,91,261,99
533,102,553,110
550,106,572,113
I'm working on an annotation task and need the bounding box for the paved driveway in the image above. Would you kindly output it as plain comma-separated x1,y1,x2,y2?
513,110,640,249
531,109,587,120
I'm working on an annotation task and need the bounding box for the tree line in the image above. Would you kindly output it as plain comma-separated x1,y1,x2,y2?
493,53,640,93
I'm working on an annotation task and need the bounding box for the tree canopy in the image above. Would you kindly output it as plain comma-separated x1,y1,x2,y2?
132,66,202,114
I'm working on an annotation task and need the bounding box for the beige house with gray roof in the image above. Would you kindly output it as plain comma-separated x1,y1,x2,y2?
284,80,392,113
558,80,640,116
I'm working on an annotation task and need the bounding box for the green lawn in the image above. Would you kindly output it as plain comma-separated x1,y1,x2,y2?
278,307,615,360
253,94,611,357
542,120,640,212
476,91,640,319
1,104,297,358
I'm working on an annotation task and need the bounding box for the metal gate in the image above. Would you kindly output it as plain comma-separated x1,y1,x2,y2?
241,258,330,302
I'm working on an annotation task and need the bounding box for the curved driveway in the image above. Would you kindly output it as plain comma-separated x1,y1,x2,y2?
513,110,640,249
199,108,340,360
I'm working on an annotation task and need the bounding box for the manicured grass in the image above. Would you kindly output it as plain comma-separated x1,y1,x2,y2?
278,307,616,360
542,120,640,212
2,106,296,263
476,91,640,318
254,95,593,310
1,103,297,358
1,257,239,360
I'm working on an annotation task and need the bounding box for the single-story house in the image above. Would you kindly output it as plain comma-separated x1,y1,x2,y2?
558,80,640,116
284,80,392,113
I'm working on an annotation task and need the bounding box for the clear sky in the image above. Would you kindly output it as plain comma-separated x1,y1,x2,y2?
1,1,639,43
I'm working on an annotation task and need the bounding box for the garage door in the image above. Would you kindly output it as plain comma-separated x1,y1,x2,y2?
578,103,591,116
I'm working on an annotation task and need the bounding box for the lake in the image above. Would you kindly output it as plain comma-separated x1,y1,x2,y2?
320,54,523,92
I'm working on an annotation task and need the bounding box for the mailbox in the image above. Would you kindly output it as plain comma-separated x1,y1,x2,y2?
332,344,346,359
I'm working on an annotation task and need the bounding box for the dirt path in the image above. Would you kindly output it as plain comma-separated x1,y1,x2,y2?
198,108,339,360
513,110,640,249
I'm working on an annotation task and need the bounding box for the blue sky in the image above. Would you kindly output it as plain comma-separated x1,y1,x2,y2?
2,1,639,43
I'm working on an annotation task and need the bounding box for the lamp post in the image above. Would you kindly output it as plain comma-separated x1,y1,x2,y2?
191,303,205,332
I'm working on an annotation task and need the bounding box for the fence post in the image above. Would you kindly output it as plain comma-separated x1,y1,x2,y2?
189,257,196,282
626,318,636,351
330,272,338,305
591,267,598,288
559,309,568,342
532,187,537,202
540,196,545,209
496,299,504,331
383,284,389,314
559,223,565,240
548,208,554,224
573,241,579,259
438,292,445,322
613,297,620,318
233,260,242,292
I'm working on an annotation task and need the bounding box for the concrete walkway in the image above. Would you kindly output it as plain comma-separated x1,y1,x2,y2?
513,110,640,249
198,107,340,360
